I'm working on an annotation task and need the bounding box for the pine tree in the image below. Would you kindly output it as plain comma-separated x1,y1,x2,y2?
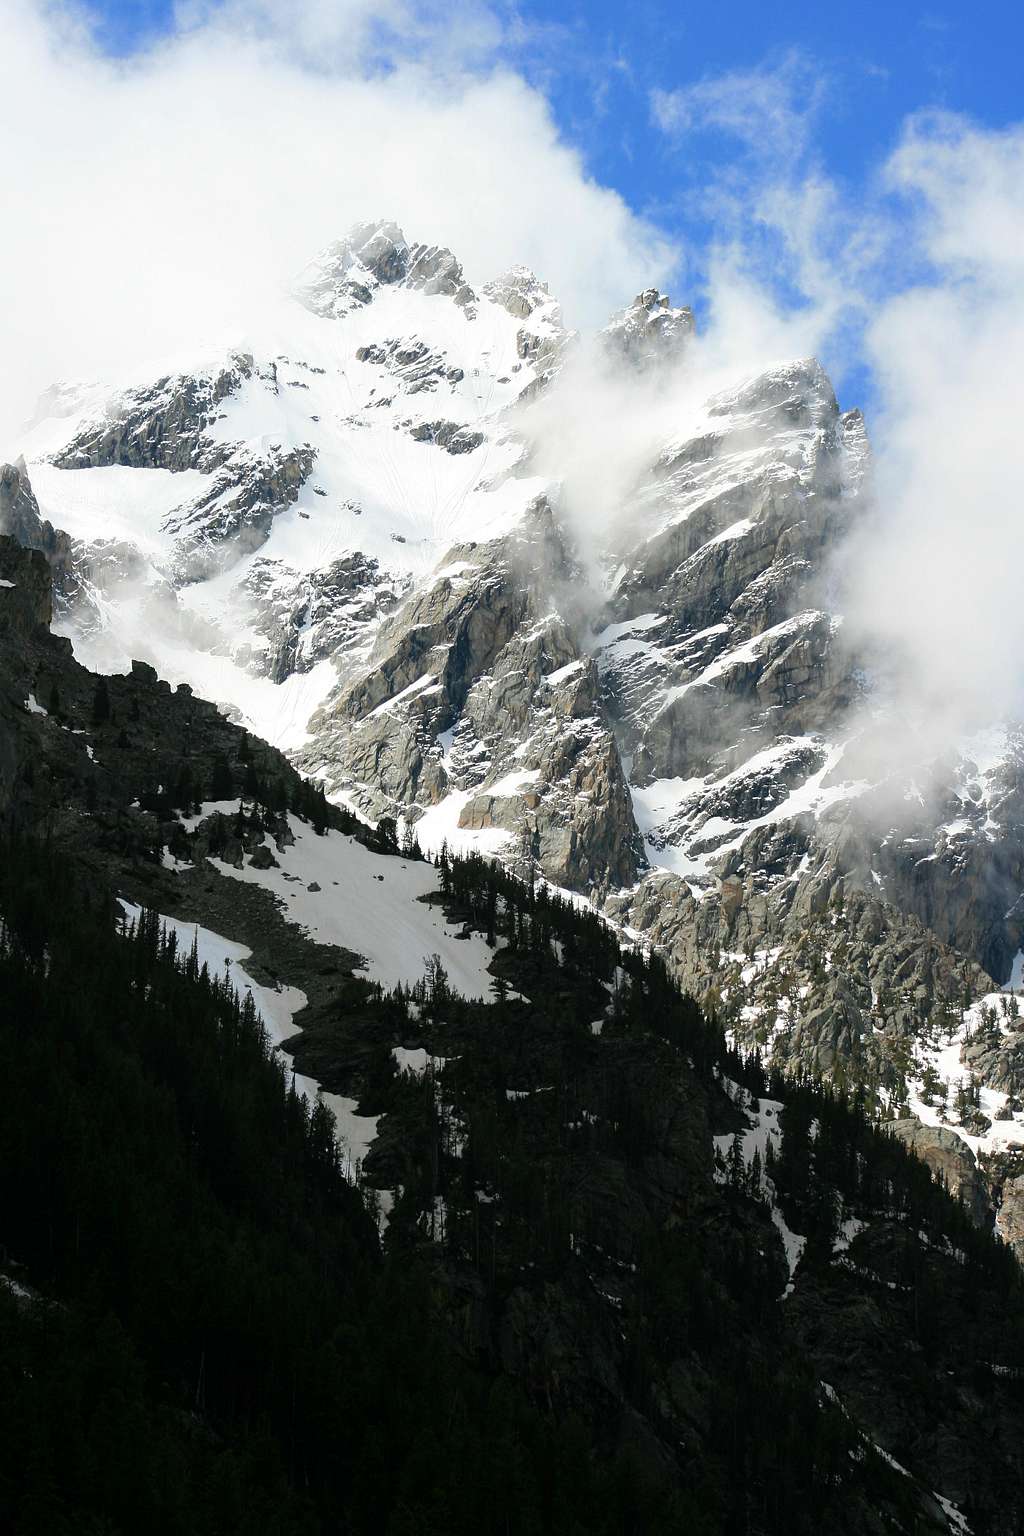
243,760,261,805
210,754,233,800
727,1132,746,1189
91,676,111,725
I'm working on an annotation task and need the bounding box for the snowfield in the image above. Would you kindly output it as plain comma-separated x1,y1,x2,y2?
30,462,211,559
906,989,1024,1160
713,1078,806,1295
173,809,498,998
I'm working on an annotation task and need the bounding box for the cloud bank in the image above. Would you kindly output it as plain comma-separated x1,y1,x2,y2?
846,115,1024,745
0,0,674,444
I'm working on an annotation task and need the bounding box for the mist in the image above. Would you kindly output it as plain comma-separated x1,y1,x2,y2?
513,257,836,589
0,0,673,447
519,102,1024,781
841,117,1024,762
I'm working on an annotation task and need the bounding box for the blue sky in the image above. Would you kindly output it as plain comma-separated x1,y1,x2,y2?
510,3,1022,216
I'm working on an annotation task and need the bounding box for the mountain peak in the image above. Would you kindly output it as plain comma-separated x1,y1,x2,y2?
602,288,695,367
293,220,476,318
482,265,560,324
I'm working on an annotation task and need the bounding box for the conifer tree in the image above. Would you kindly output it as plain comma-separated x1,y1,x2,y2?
91,675,111,725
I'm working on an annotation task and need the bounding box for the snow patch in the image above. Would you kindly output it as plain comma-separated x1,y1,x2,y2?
170,812,496,998
713,1086,806,1295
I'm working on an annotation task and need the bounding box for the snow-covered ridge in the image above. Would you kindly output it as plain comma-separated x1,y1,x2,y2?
13,222,567,748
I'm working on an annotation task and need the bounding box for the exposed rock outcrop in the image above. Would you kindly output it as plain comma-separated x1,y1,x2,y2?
0,460,74,589
52,356,253,472
0,534,53,637
306,509,642,892
294,221,477,318
889,1119,990,1225
602,289,694,366
995,1171,1024,1259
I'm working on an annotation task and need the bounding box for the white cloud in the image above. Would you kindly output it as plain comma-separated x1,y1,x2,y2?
843,115,1024,743
651,50,825,165
649,52,877,401
174,0,506,71
0,0,675,444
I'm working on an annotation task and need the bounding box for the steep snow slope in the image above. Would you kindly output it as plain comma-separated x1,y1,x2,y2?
118,895,396,1176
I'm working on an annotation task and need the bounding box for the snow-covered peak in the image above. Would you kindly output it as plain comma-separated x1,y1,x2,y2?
293,220,476,319
292,220,410,317
483,266,560,323
704,357,837,424
11,223,573,747
8,224,896,955
602,288,695,368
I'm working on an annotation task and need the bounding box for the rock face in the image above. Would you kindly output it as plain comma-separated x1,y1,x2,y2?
169,442,316,574
0,534,53,637
889,1120,990,1224
305,509,642,891
52,356,252,472
995,1172,1024,1259
246,552,403,684
293,220,478,317
10,216,1024,1189
47,355,316,576
602,360,860,786
0,460,74,589
450,614,642,890
602,288,694,366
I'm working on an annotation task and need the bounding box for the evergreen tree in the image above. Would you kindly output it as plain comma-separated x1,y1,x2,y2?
91,675,111,725
210,753,234,800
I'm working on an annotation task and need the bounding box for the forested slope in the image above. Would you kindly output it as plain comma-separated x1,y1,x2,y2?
2,534,1024,1533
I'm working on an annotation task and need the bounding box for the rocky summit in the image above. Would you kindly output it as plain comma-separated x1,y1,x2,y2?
6,216,1024,1254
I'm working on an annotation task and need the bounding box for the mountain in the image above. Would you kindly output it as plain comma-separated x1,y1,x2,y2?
3,529,1024,1534
5,218,1024,1252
